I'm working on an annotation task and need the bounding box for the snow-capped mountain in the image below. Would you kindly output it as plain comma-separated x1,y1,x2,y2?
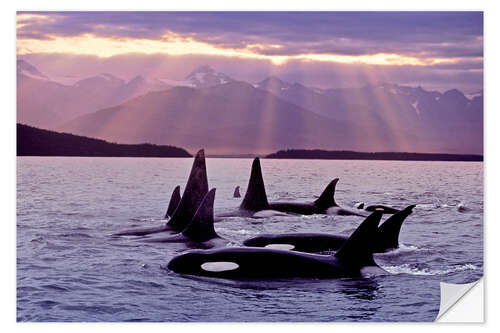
255,76,292,94
184,65,234,88
17,60,171,128
253,78,482,154
17,60,483,154
157,65,234,88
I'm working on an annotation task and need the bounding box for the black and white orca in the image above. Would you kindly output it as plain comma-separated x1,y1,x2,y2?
242,205,415,253
167,211,386,279
144,189,230,248
234,158,365,217
113,149,209,236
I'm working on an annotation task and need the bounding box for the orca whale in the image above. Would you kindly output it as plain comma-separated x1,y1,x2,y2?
233,186,241,198
235,158,365,217
113,149,209,236
164,185,181,219
242,205,415,253
167,211,385,279
144,189,230,248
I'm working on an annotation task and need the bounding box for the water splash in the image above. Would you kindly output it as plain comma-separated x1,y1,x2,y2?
382,263,477,276
379,243,420,255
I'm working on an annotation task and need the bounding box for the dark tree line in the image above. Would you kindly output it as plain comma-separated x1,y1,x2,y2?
17,124,192,158
266,149,482,162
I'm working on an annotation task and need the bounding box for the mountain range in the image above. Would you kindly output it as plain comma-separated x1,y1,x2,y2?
17,60,483,155
17,60,171,128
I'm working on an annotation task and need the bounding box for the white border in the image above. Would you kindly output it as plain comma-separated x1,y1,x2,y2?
3,0,497,331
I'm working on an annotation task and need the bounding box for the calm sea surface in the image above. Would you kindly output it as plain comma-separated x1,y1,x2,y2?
17,157,483,322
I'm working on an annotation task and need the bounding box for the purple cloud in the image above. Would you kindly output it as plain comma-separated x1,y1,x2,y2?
17,11,483,60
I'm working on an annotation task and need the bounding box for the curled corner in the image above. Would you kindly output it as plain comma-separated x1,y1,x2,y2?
436,278,483,322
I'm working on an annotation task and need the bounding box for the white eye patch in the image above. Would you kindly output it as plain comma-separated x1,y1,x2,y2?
201,261,239,272
264,243,295,251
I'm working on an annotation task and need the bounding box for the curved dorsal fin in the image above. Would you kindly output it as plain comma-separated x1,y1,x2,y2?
165,185,181,218
314,178,339,208
240,158,269,212
182,188,218,242
167,149,209,231
335,211,382,268
375,205,415,250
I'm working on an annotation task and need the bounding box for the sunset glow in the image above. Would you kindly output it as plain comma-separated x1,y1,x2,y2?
16,11,483,157
16,11,483,92
17,31,456,67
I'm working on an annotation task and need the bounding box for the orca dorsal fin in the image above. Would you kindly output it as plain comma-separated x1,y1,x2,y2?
335,211,382,267
167,149,209,231
165,185,181,218
375,205,415,251
182,189,218,242
314,178,339,208
233,186,241,198
240,158,269,212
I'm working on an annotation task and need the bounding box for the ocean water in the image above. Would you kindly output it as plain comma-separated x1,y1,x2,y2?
17,157,483,322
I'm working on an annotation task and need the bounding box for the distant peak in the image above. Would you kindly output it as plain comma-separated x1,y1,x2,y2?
127,75,145,83
99,73,121,81
373,81,396,89
257,76,291,89
187,65,216,77
263,76,284,83
184,65,233,88
444,88,463,95
17,59,49,79
443,88,466,99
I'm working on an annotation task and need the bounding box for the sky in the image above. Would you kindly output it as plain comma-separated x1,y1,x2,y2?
17,11,483,92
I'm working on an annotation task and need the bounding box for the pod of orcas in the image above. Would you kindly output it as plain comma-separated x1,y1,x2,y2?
114,149,417,279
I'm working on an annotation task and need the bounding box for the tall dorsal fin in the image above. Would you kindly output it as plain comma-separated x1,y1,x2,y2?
240,158,269,211
167,149,209,231
335,211,382,268
165,185,181,218
314,178,339,208
182,188,218,242
375,205,415,251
